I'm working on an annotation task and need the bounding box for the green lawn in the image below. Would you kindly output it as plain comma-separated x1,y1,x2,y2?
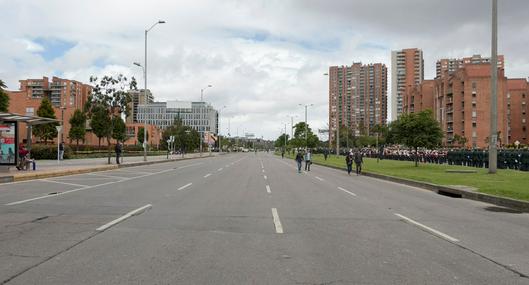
278,152,529,201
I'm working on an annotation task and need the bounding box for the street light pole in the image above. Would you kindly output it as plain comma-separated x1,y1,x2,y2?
141,20,165,162
201,85,212,102
299,104,313,150
489,0,498,174
218,105,226,152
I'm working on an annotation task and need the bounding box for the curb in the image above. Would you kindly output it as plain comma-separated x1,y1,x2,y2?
2,155,213,184
306,158,529,213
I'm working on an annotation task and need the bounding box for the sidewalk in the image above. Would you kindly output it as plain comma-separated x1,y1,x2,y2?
0,153,213,183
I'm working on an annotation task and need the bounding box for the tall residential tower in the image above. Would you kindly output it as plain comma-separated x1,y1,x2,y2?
391,48,424,120
329,62,387,144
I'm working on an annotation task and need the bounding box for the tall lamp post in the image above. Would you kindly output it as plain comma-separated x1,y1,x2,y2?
489,0,498,174
299,104,314,150
286,115,298,142
138,20,165,162
218,105,226,152
199,84,213,156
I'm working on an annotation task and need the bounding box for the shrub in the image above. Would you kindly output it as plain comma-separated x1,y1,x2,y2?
30,144,73,160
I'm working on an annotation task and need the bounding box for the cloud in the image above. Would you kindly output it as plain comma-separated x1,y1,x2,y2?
1,0,528,140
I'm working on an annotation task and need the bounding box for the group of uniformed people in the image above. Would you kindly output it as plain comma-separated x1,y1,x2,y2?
447,149,529,171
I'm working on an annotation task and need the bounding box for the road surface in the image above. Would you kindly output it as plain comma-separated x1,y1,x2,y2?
0,152,528,284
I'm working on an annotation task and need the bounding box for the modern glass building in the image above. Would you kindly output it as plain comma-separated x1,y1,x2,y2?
137,101,218,134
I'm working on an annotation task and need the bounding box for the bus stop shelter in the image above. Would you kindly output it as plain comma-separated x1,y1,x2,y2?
0,112,60,169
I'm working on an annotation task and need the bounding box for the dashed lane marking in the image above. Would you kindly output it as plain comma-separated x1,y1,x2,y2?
177,183,193,191
394,213,459,243
337,187,357,197
271,208,284,234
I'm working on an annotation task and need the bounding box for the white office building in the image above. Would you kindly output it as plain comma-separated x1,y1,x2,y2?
137,101,218,134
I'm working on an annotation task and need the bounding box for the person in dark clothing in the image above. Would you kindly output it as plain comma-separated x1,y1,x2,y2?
115,142,122,164
281,149,285,159
295,151,303,173
346,149,353,175
354,150,363,175
323,148,329,161
59,141,65,160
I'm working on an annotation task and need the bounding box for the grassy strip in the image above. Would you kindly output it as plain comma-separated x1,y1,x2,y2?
278,152,529,201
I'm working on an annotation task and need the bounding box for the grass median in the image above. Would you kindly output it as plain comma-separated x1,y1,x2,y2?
277,152,529,201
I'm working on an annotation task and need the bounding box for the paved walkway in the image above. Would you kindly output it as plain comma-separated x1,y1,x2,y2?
0,153,213,181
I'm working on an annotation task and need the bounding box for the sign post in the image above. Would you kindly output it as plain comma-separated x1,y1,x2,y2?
56,126,62,165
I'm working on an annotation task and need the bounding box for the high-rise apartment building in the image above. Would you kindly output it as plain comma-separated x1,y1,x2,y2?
391,48,424,121
507,79,529,145
436,55,504,78
126,89,154,124
328,62,387,144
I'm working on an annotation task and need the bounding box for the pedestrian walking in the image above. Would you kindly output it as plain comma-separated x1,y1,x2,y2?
304,149,312,171
295,150,303,173
354,149,363,175
346,149,353,175
324,148,329,161
281,149,285,159
59,141,65,160
115,142,122,164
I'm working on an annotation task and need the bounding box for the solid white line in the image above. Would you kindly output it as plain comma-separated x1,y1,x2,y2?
337,187,357,197
271,208,283,234
204,173,212,178
315,176,324,181
42,179,88,188
177,183,193,191
218,168,223,171
87,173,129,180
394,213,460,243
266,185,271,194
115,169,153,175
264,175,267,180
262,169,265,173
177,162,203,169
96,204,152,231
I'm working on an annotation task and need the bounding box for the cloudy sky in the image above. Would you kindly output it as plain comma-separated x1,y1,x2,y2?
1,0,528,140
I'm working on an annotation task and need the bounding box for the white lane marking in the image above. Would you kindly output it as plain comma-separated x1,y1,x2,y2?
266,185,271,194
394,213,460,243
337,187,357,197
264,175,267,180
218,168,223,171
204,173,212,178
271,208,283,234
41,179,89,188
87,173,129,180
315,176,324,181
225,164,230,168
177,183,193,191
96,204,152,231
262,169,265,173
115,169,153,175
177,162,203,169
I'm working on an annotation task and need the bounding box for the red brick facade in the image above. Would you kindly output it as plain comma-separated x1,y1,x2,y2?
507,79,529,145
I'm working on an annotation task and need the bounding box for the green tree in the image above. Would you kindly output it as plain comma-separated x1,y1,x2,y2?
89,105,111,149
138,127,148,144
0,79,9,112
274,133,289,149
390,109,443,167
161,119,200,152
112,116,127,143
85,74,136,164
290,122,319,149
33,97,59,144
68,109,87,151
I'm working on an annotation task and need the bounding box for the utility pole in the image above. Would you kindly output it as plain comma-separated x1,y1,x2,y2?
489,0,498,174
299,104,313,150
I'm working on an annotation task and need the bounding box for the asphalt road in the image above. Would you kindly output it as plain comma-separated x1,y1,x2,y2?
0,152,528,284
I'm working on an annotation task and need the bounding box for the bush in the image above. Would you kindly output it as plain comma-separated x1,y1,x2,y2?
30,144,73,160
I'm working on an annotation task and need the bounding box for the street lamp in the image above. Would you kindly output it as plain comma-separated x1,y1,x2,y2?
218,105,227,152
299,103,314,150
139,19,165,162
489,0,498,174
201,85,213,102
286,115,298,141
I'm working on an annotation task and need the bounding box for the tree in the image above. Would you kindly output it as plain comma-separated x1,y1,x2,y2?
274,133,290,149
33,97,59,144
452,134,468,148
161,119,200,152
138,127,148,144
0,79,9,112
69,109,87,151
390,109,443,167
89,105,111,149
85,74,136,164
112,116,127,143
290,122,319,149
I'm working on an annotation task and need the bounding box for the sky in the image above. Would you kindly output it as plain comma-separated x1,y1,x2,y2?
1,0,528,140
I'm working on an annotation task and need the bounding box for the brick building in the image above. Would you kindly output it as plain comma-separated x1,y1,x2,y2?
391,48,424,120
6,76,161,147
436,55,504,79
506,79,529,145
328,62,387,144
402,79,434,114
